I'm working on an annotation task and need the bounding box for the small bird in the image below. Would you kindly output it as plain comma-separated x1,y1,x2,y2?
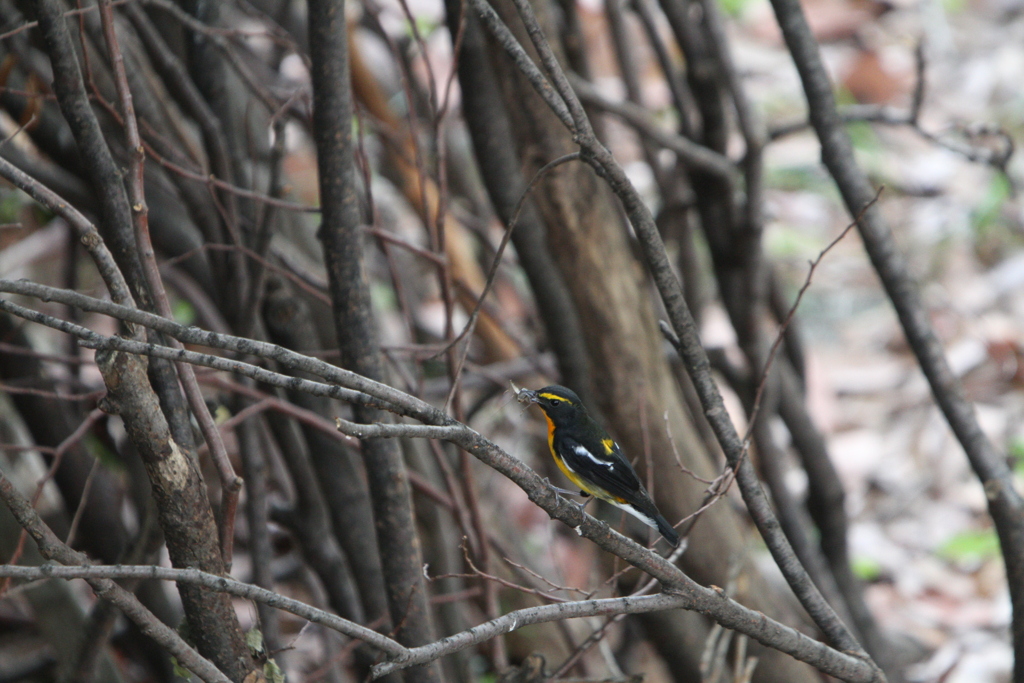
519,384,680,547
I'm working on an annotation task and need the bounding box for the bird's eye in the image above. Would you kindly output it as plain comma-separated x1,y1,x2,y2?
549,399,561,406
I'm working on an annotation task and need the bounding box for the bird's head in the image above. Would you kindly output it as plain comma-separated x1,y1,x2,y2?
520,385,587,424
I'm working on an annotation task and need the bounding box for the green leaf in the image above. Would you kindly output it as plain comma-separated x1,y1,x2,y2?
172,299,196,326
851,555,883,581
847,121,880,152
938,528,1001,565
0,191,24,224
414,16,437,37
246,627,266,656
1009,438,1024,475
764,165,831,192
972,173,1011,236
717,0,757,17
84,433,122,472
264,659,285,683
370,281,397,312
170,656,193,681
766,223,823,259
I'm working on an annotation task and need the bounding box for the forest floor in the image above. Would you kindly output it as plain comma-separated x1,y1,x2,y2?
716,0,1024,679
406,0,1024,676
3,0,1019,678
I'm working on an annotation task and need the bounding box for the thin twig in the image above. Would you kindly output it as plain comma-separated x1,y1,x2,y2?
743,187,882,447
0,407,104,596
199,375,359,448
0,284,881,682
64,455,101,547
0,382,101,401
0,563,404,654
769,0,1024,671
502,557,593,597
428,551,572,604
373,593,690,677
0,477,233,683
0,0,128,42
163,243,332,305
0,156,134,311
468,0,875,662
0,342,92,365
442,152,581,410
144,142,319,213
0,293,378,409
570,76,735,180
98,0,241,563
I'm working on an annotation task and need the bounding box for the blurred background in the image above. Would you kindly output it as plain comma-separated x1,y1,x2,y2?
0,0,1021,680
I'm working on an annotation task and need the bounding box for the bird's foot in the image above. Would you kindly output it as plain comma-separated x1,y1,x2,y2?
541,478,578,497
571,495,594,513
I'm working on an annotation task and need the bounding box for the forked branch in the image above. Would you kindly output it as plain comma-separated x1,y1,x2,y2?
0,281,881,683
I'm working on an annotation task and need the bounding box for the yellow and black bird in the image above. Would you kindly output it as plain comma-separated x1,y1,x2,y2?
521,385,680,547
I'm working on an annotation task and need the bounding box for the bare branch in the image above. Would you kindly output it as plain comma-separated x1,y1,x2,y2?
0,156,133,309
768,0,1024,673
372,594,688,677
0,476,231,683
744,187,882,442
0,564,407,656
467,0,876,665
0,288,881,682
569,76,737,182
0,279,421,418
97,0,240,564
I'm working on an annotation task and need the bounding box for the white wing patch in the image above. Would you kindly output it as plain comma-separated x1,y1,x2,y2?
609,500,659,530
561,446,659,530
573,444,615,469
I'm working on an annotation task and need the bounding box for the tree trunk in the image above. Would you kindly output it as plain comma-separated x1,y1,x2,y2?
481,1,821,679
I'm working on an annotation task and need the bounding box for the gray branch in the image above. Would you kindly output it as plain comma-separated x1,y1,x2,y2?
372,594,688,677
0,564,407,656
0,282,880,682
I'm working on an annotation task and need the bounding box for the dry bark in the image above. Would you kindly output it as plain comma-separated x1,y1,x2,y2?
96,348,255,682
482,0,822,679
307,2,440,682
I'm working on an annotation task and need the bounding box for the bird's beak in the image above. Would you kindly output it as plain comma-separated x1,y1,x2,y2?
510,382,539,405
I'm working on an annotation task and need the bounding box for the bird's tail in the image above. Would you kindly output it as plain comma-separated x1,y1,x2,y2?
653,513,680,548
621,498,681,548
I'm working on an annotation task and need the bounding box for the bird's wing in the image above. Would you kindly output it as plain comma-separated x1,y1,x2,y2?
556,434,644,502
